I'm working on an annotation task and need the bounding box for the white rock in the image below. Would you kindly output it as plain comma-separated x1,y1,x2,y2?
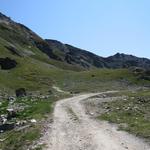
3,118,7,124
7,108,14,112
30,119,37,123
90,112,94,115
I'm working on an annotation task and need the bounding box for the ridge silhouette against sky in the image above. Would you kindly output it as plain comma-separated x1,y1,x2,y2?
0,0,150,58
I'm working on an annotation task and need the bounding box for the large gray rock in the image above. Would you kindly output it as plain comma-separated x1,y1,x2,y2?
15,88,26,97
0,123,15,132
0,57,17,70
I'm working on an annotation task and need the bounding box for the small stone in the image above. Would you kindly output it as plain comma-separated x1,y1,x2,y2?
7,96,16,101
90,112,94,115
30,119,37,123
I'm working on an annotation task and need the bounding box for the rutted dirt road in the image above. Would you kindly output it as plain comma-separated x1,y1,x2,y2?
43,92,150,150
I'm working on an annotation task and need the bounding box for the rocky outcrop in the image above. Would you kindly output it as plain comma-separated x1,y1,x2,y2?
105,53,150,69
131,67,150,81
34,40,60,60
15,88,26,97
5,46,22,57
0,123,15,132
0,57,17,70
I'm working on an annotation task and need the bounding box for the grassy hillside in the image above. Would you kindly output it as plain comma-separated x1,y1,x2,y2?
0,64,149,95
0,14,149,95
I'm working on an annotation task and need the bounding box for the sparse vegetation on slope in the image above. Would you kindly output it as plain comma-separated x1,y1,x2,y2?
99,90,150,141
0,92,70,150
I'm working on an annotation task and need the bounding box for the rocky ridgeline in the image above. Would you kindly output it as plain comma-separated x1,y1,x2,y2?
46,40,150,69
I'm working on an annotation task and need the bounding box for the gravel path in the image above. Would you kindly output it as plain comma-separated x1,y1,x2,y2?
43,92,150,150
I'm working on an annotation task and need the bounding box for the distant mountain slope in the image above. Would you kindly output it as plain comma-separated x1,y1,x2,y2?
0,12,150,71
46,39,150,69
105,53,150,69
0,12,58,59
46,39,106,68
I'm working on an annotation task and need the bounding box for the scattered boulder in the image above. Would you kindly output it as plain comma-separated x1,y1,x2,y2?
145,70,150,76
7,96,16,101
0,123,15,132
30,119,37,123
7,108,17,120
48,90,52,94
16,120,27,126
0,114,7,124
140,75,150,81
131,67,145,75
0,57,17,70
91,74,95,77
39,95,50,99
15,88,26,97
130,67,150,81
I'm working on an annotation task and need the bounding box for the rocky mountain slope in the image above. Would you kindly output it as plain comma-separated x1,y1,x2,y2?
0,12,150,71
46,39,150,69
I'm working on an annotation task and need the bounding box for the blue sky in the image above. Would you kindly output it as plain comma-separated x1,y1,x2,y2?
0,0,150,58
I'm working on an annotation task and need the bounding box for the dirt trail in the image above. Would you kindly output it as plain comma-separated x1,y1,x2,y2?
43,92,150,150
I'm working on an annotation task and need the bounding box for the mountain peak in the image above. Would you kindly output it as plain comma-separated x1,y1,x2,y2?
109,52,136,59
114,52,131,57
